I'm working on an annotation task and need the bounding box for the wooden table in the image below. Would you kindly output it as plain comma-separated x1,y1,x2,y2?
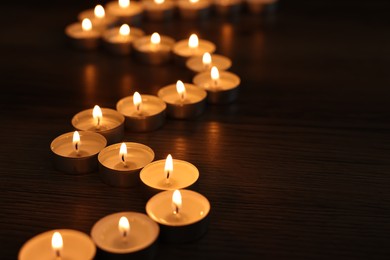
1,1,390,259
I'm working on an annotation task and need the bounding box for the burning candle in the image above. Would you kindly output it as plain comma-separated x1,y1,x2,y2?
91,212,159,257
157,80,207,119
50,131,107,174
213,0,243,16
102,24,145,55
116,92,166,131
142,0,175,21
140,154,199,195
98,142,154,187
72,105,125,144
78,5,117,31
133,32,175,65
18,229,96,260
186,52,232,73
172,34,216,65
177,0,212,20
65,18,101,50
146,189,210,243
105,0,144,25
193,65,240,103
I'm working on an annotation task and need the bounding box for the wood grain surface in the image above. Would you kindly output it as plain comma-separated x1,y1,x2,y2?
1,1,390,259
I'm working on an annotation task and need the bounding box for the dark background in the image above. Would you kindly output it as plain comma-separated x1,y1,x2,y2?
1,0,390,259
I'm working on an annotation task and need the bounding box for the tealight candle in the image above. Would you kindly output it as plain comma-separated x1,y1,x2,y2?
65,18,101,50
98,142,154,187
176,0,212,20
146,189,210,243
245,0,278,14
213,0,243,15
105,0,144,25
140,154,199,196
116,92,166,131
51,131,107,174
172,34,216,65
133,32,175,65
193,66,240,104
78,5,117,32
186,52,232,73
71,105,125,144
142,0,175,21
102,24,145,55
157,80,207,119
19,229,96,260
91,212,159,258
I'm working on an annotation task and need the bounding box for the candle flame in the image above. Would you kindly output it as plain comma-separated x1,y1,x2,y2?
151,32,161,45
154,0,165,4
93,105,103,129
82,18,92,32
190,0,199,3
133,92,142,113
211,66,220,86
164,154,173,180
188,34,199,49
119,24,130,36
94,5,105,18
172,190,182,215
119,0,130,8
51,232,63,258
119,142,127,166
73,131,80,153
176,80,186,101
202,52,212,68
118,216,130,238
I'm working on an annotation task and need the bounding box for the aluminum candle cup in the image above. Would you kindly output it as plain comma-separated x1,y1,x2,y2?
172,36,216,65
245,0,278,14
50,131,107,174
98,142,154,187
186,53,232,73
65,19,101,50
146,189,210,243
133,34,175,65
105,0,144,25
140,158,199,196
78,6,117,32
176,0,212,20
193,69,240,104
142,0,175,21
102,25,145,55
116,94,166,132
72,107,125,144
91,212,159,259
157,82,207,119
213,0,243,15
19,229,96,260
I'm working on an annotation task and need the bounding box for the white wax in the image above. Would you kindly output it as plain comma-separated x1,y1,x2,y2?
177,0,211,10
98,142,154,171
158,83,207,105
91,212,159,254
103,27,145,44
78,9,117,30
116,95,166,117
143,0,175,11
105,1,144,17
193,70,240,91
146,190,210,226
18,229,96,260
186,54,232,73
173,39,216,57
213,0,242,6
51,131,106,158
65,23,101,39
140,159,199,190
72,108,124,132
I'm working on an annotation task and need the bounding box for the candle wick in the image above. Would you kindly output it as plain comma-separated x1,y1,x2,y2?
174,205,179,215
75,142,79,155
214,79,218,87
166,170,170,180
121,154,127,167
136,104,141,115
123,230,127,238
55,249,61,259
96,117,101,129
